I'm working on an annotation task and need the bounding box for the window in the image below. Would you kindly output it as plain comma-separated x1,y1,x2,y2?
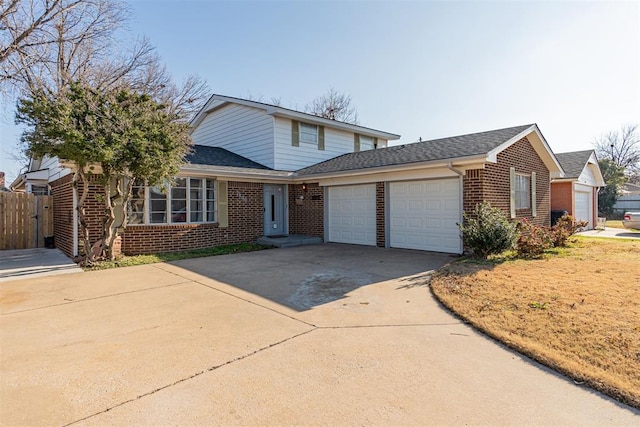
299,123,318,144
149,185,167,223
129,180,145,224
359,135,374,151
171,178,187,222
515,174,531,209
30,185,49,195
127,177,216,225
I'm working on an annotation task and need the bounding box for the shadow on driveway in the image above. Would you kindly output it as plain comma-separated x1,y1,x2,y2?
169,243,455,311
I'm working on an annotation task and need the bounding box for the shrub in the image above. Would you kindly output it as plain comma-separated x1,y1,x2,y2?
550,214,588,247
516,218,553,258
458,202,518,258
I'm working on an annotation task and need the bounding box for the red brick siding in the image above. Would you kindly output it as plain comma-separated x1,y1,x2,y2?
551,181,573,215
50,174,74,257
288,183,324,237
376,182,385,247
463,137,551,226
463,169,484,218
122,181,264,255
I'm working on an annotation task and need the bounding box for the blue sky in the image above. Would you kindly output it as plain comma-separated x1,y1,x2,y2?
1,0,638,184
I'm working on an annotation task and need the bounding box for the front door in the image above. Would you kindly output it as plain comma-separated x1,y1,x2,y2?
264,184,286,236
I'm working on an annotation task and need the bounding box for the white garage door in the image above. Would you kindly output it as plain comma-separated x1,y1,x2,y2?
390,179,461,253
327,184,376,246
575,191,592,229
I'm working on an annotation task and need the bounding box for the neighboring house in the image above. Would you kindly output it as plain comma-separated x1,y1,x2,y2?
23,95,566,257
10,156,70,195
613,182,640,215
551,150,605,229
0,172,10,192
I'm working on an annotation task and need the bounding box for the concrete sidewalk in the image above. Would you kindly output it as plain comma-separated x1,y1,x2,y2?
577,226,639,239
1,244,638,426
0,247,82,282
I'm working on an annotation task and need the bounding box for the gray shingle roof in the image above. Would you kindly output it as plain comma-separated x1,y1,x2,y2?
296,124,534,176
185,145,271,170
555,150,594,178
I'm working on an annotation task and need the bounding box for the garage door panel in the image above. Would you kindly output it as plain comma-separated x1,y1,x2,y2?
390,179,461,254
328,184,376,246
575,191,592,228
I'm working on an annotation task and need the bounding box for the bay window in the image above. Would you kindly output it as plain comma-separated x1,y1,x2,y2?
127,177,216,224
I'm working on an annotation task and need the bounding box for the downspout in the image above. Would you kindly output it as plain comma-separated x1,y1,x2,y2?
447,162,464,255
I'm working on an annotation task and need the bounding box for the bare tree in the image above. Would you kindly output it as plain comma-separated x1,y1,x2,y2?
1,0,209,120
305,88,359,124
1,0,80,65
594,123,639,180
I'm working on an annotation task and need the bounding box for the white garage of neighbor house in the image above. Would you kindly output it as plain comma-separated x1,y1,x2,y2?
552,150,605,229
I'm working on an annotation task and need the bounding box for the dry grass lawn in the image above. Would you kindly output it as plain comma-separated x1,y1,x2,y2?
431,237,640,408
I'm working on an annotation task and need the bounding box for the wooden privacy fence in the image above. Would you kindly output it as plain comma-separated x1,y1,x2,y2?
0,192,53,250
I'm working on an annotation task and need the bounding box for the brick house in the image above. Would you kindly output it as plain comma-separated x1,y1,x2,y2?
18,95,566,256
551,150,605,229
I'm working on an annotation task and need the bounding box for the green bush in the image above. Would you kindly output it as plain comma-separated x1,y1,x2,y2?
458,202,518,258
516,218,553,258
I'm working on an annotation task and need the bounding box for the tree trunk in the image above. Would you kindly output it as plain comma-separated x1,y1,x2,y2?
73,168,93,264
108,176,133,260
101,174,117,261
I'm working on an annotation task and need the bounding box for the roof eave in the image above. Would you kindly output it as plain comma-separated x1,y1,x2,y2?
189,94,401,140
179,164,294,183
296,154,491,181
488,124,565,177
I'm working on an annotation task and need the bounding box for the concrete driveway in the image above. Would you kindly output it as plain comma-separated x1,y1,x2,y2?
1,244,638,425
0,248,83,282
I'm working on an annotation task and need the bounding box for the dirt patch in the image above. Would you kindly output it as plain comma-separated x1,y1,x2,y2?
430,237,640,408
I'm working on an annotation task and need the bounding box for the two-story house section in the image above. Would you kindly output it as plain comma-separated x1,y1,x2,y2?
19,93,577,260
189,95,400,171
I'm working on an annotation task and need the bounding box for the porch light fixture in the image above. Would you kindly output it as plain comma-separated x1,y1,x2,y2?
301,182,308,192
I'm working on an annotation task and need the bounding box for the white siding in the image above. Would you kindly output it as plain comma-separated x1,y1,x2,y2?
42,156,71,183
190,104,275,168
578,164,597,186
273,117,388,170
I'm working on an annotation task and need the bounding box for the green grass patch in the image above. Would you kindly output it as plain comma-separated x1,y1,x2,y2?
85,243,271,271
606,220,625,229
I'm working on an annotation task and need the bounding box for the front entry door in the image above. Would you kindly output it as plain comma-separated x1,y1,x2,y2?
264,184,286,236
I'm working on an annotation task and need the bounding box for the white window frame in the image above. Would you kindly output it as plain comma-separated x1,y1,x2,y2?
515,174,531,209
128,177,216,225
299,122,318,145
359,135,374,151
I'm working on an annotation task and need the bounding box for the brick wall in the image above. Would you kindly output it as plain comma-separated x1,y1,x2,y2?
288,183,324,237
122,181,264,255
376,182,385,247
463,169,484,218
50,173,125,257
550,181,573,214
463,137,551,226
50,174,75,257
